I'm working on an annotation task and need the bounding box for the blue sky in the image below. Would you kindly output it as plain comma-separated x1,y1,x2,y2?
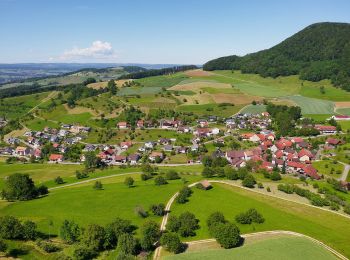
0,0,349,64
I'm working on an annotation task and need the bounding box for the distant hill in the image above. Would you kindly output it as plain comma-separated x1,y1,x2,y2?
203,22,350,91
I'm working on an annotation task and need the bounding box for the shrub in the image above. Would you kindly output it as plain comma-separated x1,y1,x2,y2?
267,187,271,192
0,216,24,239
160,232,183,254
60,220,80,244
93,181,103,190
54,176,64,184
150,203,165,216
0,240,7,253
235,208,264,224
166,170,180,180
154,176,167,186
22,220,37,240
344,204,350,215
166,216,181,232
73,245,97,260
207,212,226,236
82,224,106,251
242,174,256,188
141,173,152,181
176,186,192,204
117,233,138,255
36,239,60,253
178,212,199,237
134,206,148,218
257,183,264,189
270,171,282,181
124,177,134,188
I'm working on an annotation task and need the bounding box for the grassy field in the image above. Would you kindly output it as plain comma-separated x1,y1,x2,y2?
0,92,50,119
312,160,344,178
0,174,202,236
338,120,350,132
170,183,350,257
240,104,266,114
176,103,243,117
0,163,83,189
303,114,332,122
285,96,334,114
165,236,338,260
336,108,350,116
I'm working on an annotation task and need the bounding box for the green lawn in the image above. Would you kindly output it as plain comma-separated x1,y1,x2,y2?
303,114,332,122
0,174,202,236
0,163,83,189
170,183,350,257
339,120,350,132
24,117,60,131
165,235,337,260
336,108,350,116
135,73,188,89
40,105,93,125
300,85,350,102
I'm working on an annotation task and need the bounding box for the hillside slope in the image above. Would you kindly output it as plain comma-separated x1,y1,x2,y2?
204,22,350,91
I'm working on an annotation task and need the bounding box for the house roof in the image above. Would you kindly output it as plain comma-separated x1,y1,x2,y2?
326,138,341,145
298,149,313,158
315,125,336,131
302,165,320,179
226,150,245,158
49,154,63,160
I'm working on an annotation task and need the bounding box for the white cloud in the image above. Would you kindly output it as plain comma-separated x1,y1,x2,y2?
56,41,118,61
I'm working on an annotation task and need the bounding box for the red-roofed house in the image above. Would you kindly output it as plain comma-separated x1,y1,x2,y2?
298,149,314,162
117,121,129,129
120,141,133,149
225,150,246,163
315,125,336,134
326,138,342,147
302,165,320,180
274,150,284,159
49,154,63,162
291,137,303,143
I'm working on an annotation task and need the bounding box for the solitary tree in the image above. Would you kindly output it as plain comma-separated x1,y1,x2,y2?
1,173,38,201
60,220,80,244
93,181,103,190
242,174,256,188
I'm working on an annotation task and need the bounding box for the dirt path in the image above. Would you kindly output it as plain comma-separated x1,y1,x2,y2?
338,162,350,182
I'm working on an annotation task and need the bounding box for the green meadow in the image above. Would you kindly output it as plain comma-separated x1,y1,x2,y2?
165,236,337,260
170,183,350,257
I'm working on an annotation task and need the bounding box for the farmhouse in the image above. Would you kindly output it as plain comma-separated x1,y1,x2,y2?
314,125,337,134
332,115,350,121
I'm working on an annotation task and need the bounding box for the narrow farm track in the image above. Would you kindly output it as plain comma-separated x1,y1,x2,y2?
153,180,350,260
338,162,350,182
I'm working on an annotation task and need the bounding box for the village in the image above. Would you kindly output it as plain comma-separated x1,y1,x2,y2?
1,112,348,184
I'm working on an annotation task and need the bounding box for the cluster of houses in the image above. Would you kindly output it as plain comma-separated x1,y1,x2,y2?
1,124,91,162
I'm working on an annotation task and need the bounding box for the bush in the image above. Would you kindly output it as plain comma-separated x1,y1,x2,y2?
93,181,103,190
235,208,264,224
178,212,199,237
23,220,37,240
0,216,24,239
344,204,350,215
207,212,226,236
54,176,64,184
141,173,152,181
0,239,7,253
242,174,256,188
117,233,138,255
160,232,183,254
150,203,165,216
176,186,192,204
202,167,214,178
60,220,80,244
166,170,180,180
124,177,134,188
154,176,167,186
134,206,148,218
82,224,106,251
257,183,264,189
266,187,271,192
73,245,97,260
36,239,60,253
270,171,282,181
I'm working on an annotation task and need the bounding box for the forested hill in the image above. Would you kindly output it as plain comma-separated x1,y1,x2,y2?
203,22,350,91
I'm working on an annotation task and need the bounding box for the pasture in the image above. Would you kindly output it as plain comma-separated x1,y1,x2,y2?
164,235,338,260
285,96,334,114
169,183,350,257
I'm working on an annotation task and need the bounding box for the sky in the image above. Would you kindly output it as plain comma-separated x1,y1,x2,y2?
0,0,349,64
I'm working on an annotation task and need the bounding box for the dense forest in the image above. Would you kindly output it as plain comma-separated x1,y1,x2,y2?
120,65,198,79
203,22,350,91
